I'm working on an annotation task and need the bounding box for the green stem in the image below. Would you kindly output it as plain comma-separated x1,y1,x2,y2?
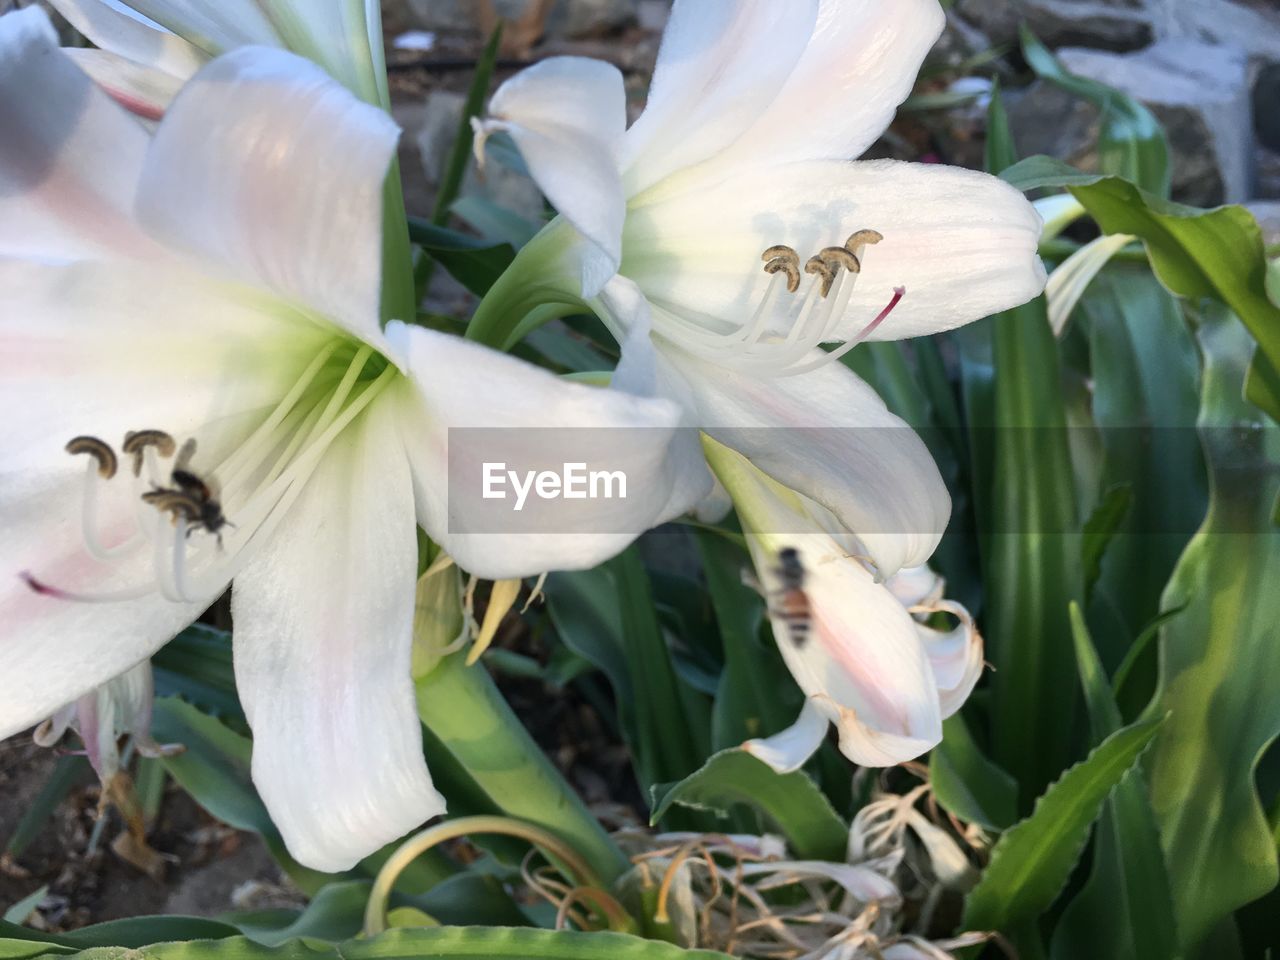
415,653,630,884
466,224,583,348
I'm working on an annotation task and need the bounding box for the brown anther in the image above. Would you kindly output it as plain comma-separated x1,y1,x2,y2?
805,256,837,298
761,244,799,265
819,246,861,273
845,229,884,251
764,258,802,293
66,436,118,480
122,430,176,477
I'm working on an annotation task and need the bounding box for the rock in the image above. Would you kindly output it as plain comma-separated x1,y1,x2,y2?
1257,146,1280,200
1155,0,1280,64
1006,81,1101,174
954,0,1152,52
1254,63,1280,153
405,0,637,39
925,11,994,74
1057,41,1254,205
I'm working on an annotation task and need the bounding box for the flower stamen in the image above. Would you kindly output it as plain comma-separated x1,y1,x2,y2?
122,430,176,477
22,343,398,610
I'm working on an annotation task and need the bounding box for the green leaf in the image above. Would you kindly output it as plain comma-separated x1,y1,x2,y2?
431,26,502,229
961,718,1164,935
345,927,732,960
930,714,1019,832
0,915,242,950
649,749,847,862
0,928,731,959
1144,307,1280,951
1066,178,1280,425
1051,605,1179,960
407,218,515,298
1081,483,1134,602
1000,155,1103,192
152,623,244,723
1020,26,1170,195
986,292,1083,798
978,106,1083,799
2,888,46,926
149,697,333,895
1082,269,1206,674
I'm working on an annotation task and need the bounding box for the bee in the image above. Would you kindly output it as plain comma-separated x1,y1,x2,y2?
771,547,812,647
141,439,231,544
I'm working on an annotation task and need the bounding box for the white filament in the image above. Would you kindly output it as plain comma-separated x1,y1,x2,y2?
30,345,398,608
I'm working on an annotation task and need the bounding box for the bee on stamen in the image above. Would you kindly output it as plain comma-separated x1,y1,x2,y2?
761,244,801,293
142,438,232,544
122,429,177,477
805,255,838,298
65,436,118,479
771,547,812,648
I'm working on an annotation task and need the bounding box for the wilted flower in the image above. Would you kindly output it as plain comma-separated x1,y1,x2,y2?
33,660,180,786
0,8,698,871
471,0,1046,578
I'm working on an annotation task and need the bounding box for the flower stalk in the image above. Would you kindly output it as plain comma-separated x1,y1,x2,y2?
415,651,631,884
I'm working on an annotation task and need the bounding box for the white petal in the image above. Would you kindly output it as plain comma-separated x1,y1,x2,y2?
388,323,711,580
230,396,444,873
106,0,278,52
742,700,829,774
137,46,400,344
0,260,318,741
916,600,983,719
1046,232,1135,336
711,0,945,172
480,57,627,298
762,535,944,767
885,564,944,608
50,0,205,79
661,348,948,575
739,859,901,904
625,159,1046,342
620,0,818,195
63,48,185,119
0,7,161,262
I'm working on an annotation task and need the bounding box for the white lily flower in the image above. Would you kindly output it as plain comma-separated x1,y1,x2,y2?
47,0,388,115
33,660,180,785
0,8,699,871
471,0,1047,577
702,439,983,770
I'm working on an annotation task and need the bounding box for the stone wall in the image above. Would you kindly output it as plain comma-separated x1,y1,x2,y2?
959,0,1279,204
